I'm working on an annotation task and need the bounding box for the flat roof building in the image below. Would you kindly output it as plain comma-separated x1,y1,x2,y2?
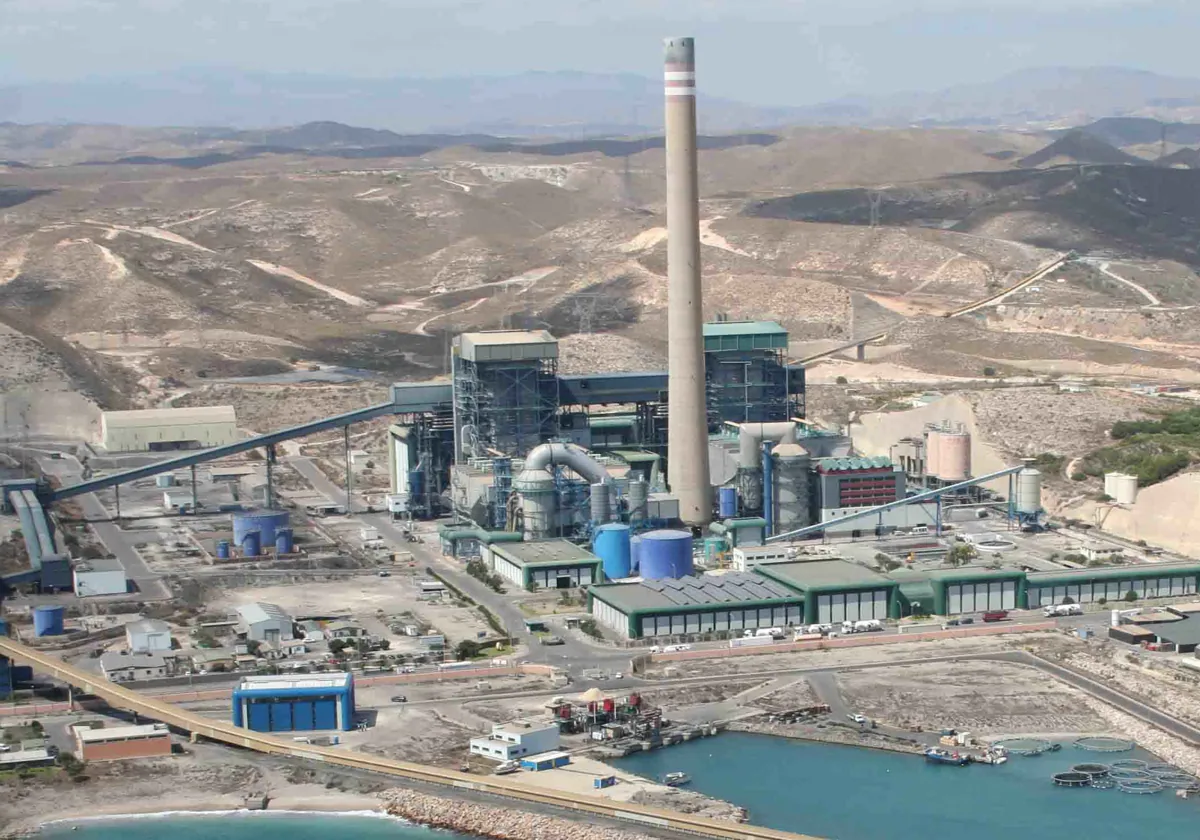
74,557,127,597
486,539,602,590
100,406,238,453
588,571,803,639
755,559,898,625
1025,562,1200,609
100,651,174,682
232,672,355,732
73,723,172,762
469,720,560,762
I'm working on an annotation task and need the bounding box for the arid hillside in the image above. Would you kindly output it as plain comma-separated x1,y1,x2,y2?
2,123,1199,432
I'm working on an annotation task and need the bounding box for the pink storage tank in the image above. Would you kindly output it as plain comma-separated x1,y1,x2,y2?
937,431,971,481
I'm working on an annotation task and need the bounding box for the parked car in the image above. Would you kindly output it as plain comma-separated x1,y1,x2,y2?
541,635,565,646
960,617,975,625
391,695,407,703
982,610,1009,623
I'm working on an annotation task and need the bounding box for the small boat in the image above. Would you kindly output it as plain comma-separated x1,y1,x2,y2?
1047,743,1063,752
924,748,970,766
493,760,521,775
663,772,691,786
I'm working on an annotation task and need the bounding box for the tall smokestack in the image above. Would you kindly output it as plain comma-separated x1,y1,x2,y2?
663,36,712,526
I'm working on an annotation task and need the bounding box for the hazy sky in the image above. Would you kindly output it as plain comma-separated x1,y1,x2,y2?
2,0,1198,103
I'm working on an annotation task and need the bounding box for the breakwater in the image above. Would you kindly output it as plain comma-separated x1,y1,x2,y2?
382,790,657,840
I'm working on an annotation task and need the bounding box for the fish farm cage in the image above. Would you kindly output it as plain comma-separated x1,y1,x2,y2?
1051,759,1197,794
1073,736,1135,753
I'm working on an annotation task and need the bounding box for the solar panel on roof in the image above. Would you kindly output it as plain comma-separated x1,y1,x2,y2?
660,590,688,606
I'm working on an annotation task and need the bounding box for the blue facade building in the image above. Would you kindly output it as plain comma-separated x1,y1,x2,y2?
231,672,355,732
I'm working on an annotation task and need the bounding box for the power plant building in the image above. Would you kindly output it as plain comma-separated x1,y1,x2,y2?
485,539,602,590
100,406,238,453
1025,563,1200,609
73,723,172,762
73,558,128,597
232,672,355,732
755,560,899,625
588,571,803,639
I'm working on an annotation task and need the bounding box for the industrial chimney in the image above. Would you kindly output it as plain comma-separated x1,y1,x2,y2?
663,36,712,526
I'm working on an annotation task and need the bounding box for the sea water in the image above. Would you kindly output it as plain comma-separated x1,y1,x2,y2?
614,732,1200,840
38,811,466,840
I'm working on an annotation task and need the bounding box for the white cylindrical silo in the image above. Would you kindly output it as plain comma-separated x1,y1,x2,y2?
515,468,556,538
1114,473,1138,505
1103,472,1119,498
1015,467,1042,514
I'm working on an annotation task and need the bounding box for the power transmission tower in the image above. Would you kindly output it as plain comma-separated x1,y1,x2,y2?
868,190,883,228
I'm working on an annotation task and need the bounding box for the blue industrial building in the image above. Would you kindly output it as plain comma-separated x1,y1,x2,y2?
231,673,355,732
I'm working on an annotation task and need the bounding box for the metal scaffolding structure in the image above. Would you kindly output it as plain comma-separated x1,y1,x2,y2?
453,354,560,459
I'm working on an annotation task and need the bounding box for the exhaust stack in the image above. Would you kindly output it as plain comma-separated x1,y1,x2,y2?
663,36,712,526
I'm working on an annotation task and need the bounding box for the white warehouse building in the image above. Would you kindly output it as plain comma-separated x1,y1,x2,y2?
125,619,173,653
236,602,294,643
469,721,560,762
100,406,238,453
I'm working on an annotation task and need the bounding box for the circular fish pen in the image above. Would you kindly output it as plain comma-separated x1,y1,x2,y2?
1117,778,1164,795
1109,768,1152,780
1089,777,1115,790
1146,763,1179,775
1111,759,1148,771
993,738,1053,756
1074,736,1135,753
1053,771,1092,787
1150,772,1199,791
1072,763,1111,778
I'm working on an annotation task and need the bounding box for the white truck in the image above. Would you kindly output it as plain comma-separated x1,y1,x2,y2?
1043,604,1084,617
843,619,883,634
743,627,785,639
806,623,834,635
730,635,776,649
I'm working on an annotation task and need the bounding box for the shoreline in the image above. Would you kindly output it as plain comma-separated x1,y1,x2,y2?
3,793,387,838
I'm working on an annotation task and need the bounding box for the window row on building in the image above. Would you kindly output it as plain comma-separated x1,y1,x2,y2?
1027,575,1197,607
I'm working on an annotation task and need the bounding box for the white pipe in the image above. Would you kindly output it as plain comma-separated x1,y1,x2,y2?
524,443,611,487
736,422,797,469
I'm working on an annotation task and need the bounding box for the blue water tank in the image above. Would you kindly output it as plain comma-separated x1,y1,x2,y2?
639,530,694,579
242,531,261,558
0,618,9,637
232,510,290,548
32,605,64,637
275,528,294,555
718,487,739,519
630,535,643,574
593,523,632,580
215,540,230,560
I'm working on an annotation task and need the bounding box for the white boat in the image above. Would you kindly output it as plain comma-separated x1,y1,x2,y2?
663,772,691,786
493,760,521,775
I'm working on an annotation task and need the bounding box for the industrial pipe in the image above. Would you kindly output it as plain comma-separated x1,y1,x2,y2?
523,443,612,487
761,441,775,538
736,422,797,469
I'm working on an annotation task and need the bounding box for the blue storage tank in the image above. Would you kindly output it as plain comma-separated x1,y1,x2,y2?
408,470,425,498
718,487,739,519
593,523,632,580
232,510,290,549
32,605,64,637
639,530,694,579
215,540,230,560
0,618,8,637
275,528,294,555
241,531,261,558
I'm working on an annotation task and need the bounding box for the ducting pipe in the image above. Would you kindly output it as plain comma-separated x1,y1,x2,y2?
737,422,797,469
524,443,612,487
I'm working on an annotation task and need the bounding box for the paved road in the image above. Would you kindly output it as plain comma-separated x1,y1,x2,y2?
285,454,632,675
36,454,169,599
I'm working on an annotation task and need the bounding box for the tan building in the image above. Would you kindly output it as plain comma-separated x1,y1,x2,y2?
73,723,172,761
100,406,238,453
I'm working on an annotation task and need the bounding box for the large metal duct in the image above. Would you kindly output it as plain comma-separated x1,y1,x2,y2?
524,442,611,486
517,442,614,538
663,36,712,527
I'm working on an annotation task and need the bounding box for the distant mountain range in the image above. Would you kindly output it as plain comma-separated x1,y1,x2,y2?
6,66,1200,135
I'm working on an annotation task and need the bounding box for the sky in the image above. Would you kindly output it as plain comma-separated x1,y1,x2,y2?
2,0,1199,104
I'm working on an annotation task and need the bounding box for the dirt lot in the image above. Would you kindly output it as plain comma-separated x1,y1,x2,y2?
835,659,1109,735
640,633,1047,679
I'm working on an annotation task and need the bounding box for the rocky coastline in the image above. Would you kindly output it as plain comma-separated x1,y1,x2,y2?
382,788,661,840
